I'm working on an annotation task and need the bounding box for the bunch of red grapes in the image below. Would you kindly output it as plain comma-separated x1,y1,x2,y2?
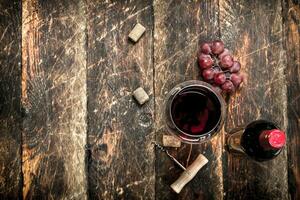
198,40,243,93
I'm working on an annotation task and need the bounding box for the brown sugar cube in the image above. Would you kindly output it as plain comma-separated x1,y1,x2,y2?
128,23,146,42
133,87,149,105
163,135,181,148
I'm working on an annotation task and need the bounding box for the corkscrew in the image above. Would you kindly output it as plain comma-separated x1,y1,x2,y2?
153,142,186,170
152,141,208,193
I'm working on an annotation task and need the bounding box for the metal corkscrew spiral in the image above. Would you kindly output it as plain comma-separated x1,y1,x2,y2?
152,142,186,171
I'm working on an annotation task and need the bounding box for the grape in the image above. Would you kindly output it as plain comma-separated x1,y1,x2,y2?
200,43,212,54
198,53,213,69
214,72,226,85
220,55,234,69
211,40,224,55
230,73,243,87
202,68,215,80
229,61,241,73
221,80,235,93
218,48,230,60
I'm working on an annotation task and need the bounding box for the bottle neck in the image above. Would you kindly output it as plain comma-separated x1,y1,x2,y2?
259,129,286,150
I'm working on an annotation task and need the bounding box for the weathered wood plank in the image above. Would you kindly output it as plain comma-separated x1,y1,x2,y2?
21,0,87,199
154,0,224,199
0,0,22,198
86,1,154,199
220,0,288,199
282,0,300,199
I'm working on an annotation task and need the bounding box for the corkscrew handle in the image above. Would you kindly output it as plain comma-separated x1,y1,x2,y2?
170,154,208,193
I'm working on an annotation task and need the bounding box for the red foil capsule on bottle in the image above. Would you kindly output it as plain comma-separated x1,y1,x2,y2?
259,129,286,150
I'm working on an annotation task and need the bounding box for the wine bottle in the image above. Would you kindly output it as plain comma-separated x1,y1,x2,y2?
226,120,286,161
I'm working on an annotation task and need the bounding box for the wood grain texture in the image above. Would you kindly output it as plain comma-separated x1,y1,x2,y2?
0,0,22,198
22,0,87,199
0,0,299,199
154,0,224,199
86,1,154,199
220,0,289,199
282,0,300,199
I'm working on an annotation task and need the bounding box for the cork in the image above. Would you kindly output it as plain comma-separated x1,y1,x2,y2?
162,135,181,148
133,87,149,105
128,23,146,42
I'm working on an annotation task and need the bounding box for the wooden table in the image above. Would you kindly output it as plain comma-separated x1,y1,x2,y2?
0,0,299,199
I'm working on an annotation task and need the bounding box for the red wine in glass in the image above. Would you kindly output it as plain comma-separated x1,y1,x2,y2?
165,81,225,143
227,120,286,161
171,88,221,135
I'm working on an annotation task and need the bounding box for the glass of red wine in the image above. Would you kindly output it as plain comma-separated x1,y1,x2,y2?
165,80,226,143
